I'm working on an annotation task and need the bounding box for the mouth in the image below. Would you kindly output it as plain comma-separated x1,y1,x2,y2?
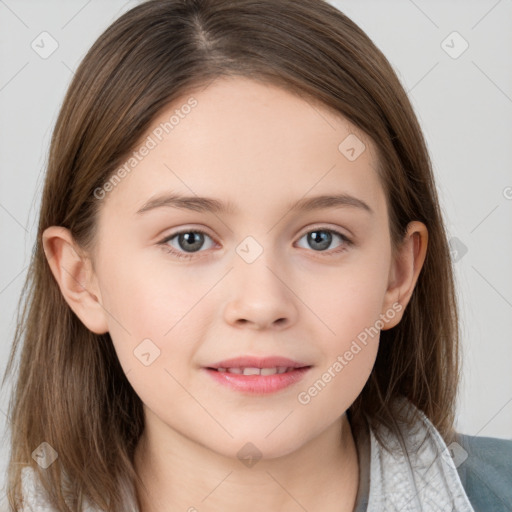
210,366,305,375
203,356,312,394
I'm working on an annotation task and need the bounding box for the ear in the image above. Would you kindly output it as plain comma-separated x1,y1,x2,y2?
381,221,428,330
42,226,109,334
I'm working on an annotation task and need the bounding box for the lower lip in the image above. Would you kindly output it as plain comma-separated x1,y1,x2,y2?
203,367,311,394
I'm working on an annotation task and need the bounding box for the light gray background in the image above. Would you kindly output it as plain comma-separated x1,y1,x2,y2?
1,0,511,504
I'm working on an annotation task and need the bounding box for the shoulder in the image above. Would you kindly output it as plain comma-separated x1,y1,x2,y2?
20,466,56,510
18,466,102,511
453,432,512,512
18,466,137,512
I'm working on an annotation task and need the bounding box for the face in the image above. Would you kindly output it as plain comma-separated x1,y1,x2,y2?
87,76,400,459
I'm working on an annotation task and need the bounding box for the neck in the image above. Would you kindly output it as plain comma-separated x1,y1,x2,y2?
133,410,360,512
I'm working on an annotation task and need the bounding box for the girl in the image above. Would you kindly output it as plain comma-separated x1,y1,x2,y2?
3,0,511,511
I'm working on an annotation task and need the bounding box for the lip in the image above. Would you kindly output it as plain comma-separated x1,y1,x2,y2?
203,355,312,395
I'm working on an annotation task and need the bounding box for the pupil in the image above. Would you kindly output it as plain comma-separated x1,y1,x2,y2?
309,231,331,251
180,232,203,252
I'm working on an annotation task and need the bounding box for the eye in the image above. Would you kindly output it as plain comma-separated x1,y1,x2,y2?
295,227,352,255
158,229,216,260
158,226,353,261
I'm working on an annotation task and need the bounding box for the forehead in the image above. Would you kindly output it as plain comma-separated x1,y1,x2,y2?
99,76,385,220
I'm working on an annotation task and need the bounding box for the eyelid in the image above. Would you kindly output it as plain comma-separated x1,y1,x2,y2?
296,223,352,241
158,227,216,249
159,226,214,243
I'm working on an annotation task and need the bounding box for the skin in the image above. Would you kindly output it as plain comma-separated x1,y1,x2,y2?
43,76,428,512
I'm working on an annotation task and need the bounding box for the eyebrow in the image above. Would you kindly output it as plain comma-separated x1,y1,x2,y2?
135,192,373,216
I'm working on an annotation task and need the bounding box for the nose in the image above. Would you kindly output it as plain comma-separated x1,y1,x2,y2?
223,253,299,330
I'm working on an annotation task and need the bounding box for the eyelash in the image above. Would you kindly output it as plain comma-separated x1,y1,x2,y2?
157,227,353,260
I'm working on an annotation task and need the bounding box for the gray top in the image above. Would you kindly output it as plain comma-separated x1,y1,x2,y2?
451,431,512,511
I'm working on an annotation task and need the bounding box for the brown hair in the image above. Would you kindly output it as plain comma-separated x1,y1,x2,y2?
3,0,460,510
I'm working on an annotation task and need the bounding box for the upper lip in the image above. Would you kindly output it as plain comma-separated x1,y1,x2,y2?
206,356,310,369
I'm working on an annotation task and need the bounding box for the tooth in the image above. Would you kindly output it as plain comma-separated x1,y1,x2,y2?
242,367,261,376
260,368,278,375
227,368,243,374
276,367,288,374
217,368,227,372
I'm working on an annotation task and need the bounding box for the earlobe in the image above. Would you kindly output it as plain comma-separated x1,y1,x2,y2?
42,226,109,334
381,221,428,330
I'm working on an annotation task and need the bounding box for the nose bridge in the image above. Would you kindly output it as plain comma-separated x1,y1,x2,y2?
235,233,286,298
223,233,298,329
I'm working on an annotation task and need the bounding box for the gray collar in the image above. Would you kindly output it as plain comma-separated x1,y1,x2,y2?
351,396,475,511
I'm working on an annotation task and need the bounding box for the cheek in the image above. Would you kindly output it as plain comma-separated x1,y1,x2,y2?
96,251,213,373
311,250,391,341
295,274,387,425
300,249,390,402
